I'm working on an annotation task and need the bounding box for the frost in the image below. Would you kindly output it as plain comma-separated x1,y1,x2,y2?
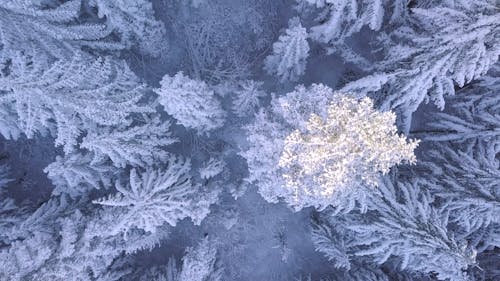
94,157,216,235
279,95,418,210
265,17,310,82
155,72,226,134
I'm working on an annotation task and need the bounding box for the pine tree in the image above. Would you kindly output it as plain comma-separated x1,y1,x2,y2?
313,176,477,281
155,72,226,134
81,117,177,168
0,195,170,281
416,70,500,144
199,157,225,180
132,237,222,281
300,0,386,44
343,3,499,131
178,237,223,281
419,142,500,252
296,0,402,64
231,80,265,118
0,0,113,62
264,17,310,82
44,152,116,198
94,157,217,235
0,52,155,153
87,0,167,56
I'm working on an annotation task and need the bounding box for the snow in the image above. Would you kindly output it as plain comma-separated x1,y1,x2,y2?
0,0,498,280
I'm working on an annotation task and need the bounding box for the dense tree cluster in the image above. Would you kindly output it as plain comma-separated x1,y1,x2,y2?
0,0,497,280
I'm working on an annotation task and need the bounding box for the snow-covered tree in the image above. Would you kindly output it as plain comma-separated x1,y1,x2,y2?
313,176,477,281
133,237,222,281
279,94,418,210
81,117,177,168
87,0,166,56
0,53,154,153
1,0,499,279
299,0,386,44
199,157,225,180
155,72,225,134
417,141,500,250
0,103,22,140
242,84,417,211
0,0,113,62
0,230,56,280
171,0,279,83
178,237,223,281
94,157,217,235
343,3,499,131
0,0,167,58
264,17,310,82
0,195,170,281
0,198,72,280
241,84,333,206
296,0,410,63
44,152,116,198
417,71,500,144
231,80,266,117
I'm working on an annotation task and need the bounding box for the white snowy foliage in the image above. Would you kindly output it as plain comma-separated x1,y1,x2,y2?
94,157,216,235
313,176,478,281
346,5,499,131
354,178,477,280
0,195,171,281
1,0,165,57
174,0,278,83
136,237,222,281
178,237,222,281
0,0,499,279
0,202,19,241
155,72,226,134
231,80,265,117
0,231,56,280
81,117,177,168
279,95,419,210
340,266,390,281
199,157,225,180
416,0,497,10
241,84,332,205
242,84,417,212
0,103,22,140
421,73,500,144
311,219,352,269
0,0,113,61
44,153,115,198
88,0,166,56
0,53,154,152
300,0,385,43
421,142,500,246
296,267,390,281
264,17,310,82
